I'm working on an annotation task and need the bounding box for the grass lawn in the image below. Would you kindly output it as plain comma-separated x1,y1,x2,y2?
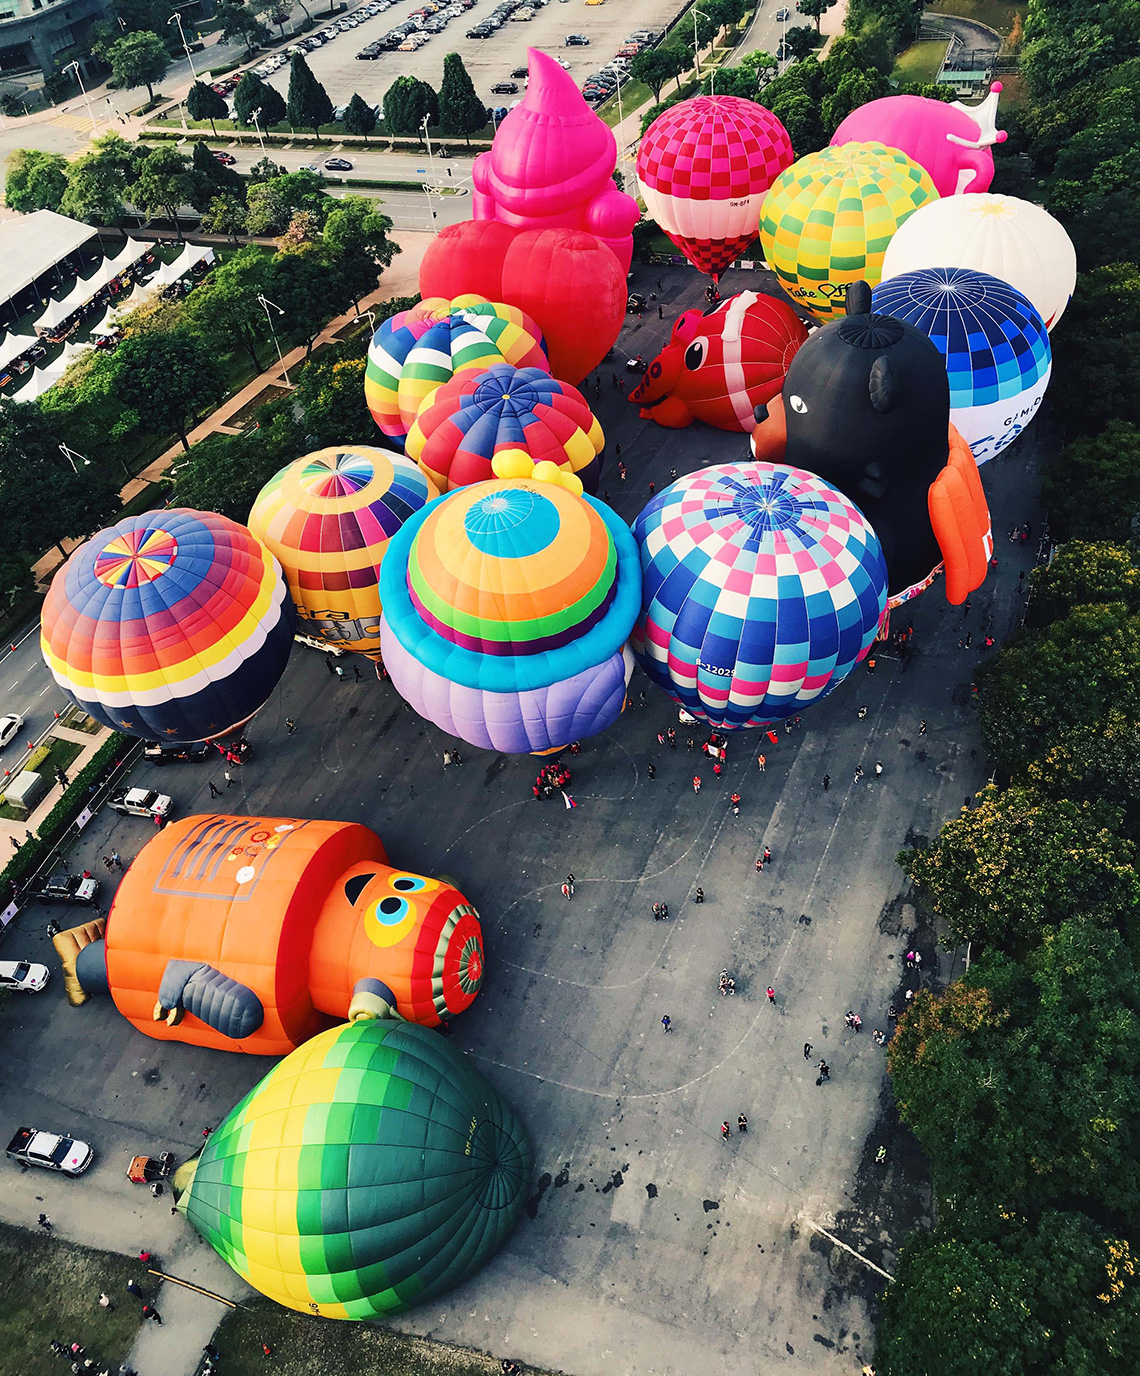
0,1222,146,1376
213,1298,557,1376
0,737,84,817
926,0,1027,39
892,39,950,83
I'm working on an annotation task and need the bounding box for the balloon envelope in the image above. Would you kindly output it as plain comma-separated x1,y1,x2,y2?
759,142,939,322
176,1019,532,1317
248,447,438,657
41,509,293,741
638,95,794,279
364,296,548,449
407,363,605,494
880,192,1077,330
380,478,641,754
872,267,1051,464
632,462,887,729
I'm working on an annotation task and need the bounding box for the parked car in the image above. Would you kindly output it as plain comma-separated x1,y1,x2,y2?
325,157,353,170
356,43,382,57
212,150,236,165
467,24,493,35
7,1126,93,1177
0,712,24,750
37,873,99,905
491,81,520,94
0,961,50,993
511,65,528,77
108,786,173,820
565,33,589,45
143,740,211,765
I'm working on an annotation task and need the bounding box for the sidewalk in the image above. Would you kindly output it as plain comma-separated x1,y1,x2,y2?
31,229,432,586
0,719,111,851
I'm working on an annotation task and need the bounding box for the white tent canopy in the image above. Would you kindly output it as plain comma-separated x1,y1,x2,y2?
9,357,67,403
86,306,119,338
0,331,36,370
108,236,148,268
0,211,100,311
154,243,214,286
33,295,76,332
112,280,154,315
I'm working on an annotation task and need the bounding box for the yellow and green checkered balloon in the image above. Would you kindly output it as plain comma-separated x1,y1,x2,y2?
759,142,939,322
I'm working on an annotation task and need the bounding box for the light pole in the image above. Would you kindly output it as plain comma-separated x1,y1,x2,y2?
693,6,711,76
421,112,438,187
168,10,198,82
63,61,96,137
256,293,290,385
59,443,91,474
354,311,376,334
253,110,266,150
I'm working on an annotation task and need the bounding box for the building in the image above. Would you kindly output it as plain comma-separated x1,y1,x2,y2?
0,0,110,80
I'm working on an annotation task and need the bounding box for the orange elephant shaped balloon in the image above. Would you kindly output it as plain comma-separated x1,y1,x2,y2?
63,815,483,1055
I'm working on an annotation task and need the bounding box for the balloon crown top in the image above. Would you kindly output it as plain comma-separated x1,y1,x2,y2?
947,81,1007,150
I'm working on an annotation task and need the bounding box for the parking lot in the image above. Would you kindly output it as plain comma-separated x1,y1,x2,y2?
257,0,686,121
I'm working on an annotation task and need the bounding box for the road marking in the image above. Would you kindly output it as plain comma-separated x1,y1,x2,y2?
37,685,51,696
8,682,18,690
800,1217,894,1281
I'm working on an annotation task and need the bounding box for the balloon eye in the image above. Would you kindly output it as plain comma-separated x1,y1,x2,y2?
376,897,409,923
650,362,662,378
392,875,426,892
684,340,707,371
789,395,808,414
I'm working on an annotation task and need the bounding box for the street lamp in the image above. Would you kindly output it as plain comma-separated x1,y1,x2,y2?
253,110,266,151
63,61,96,137
693,6,711,76
168,10,198,83
421,112,438,187
256,293,290,386
59,443,91,474
354,311,376,333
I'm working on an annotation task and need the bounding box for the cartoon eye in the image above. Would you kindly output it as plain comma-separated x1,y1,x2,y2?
391,875,426,892
684,339,708,371
375,896,409,923
789,395,808,414
649,361,662,378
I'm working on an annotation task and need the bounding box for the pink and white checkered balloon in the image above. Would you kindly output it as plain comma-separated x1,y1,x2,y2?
637,96,794,279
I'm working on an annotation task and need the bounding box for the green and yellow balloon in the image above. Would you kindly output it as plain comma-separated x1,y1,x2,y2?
174,1021,532,1318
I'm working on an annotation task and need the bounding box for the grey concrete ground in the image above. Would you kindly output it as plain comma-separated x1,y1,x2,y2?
0,258,1046,1376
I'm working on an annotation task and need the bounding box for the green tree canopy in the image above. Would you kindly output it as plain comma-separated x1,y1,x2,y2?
343,92,378,143
244,168,330,236
382,75,439,138
1042,424,1140,544
199,193,248,242
191,139,245,201
5,149,68,214
437,53,486,144
294,344,373,448
264,247,338,354
109,331,224,450
782,25,821,60
58,132,142,223
286,53,334,139
233,71,267,127
258,84,287,129
1027,539,1140,623
169,409,299,520
181,245,271,372
213,1,270,54
1049,262,1140,437
631,48,686,103
798,0,837,31
107,29,169,102
185,79,228,135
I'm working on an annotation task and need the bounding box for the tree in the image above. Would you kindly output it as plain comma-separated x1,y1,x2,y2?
109,332,224,450
1041,424,1140,544
249,155,288,182
185,79,228,135
251,0,290,39
708,0,748,29
1027,539,1140,624
107,30,169,102
437,53,485,144
200,193,248,242
1049,263,1140,437
133,144,204,238
264,248,336,355
244,168,329,235
343,92,378,144
631,48,685,103
323,195,398,309
1028,708,1140,829
182,246,272,372
286,53,334,139
4,149,68,213
798,0,837,31
294,343,374,448
213,2,270,55
782,25,822,60
382,75,439,138
900,783,1139,953
170,421,298,521
59,132,143,223
191,139,245,201
258,84,287,130
233,70,267,127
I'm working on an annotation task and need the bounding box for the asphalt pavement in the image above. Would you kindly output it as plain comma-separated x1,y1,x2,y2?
0,258,1050,1376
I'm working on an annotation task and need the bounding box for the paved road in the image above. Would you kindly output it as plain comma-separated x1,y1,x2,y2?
0,257,1049,1376
0,622,72,769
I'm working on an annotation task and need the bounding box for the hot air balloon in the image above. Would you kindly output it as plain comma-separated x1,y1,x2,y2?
631,462,888,730
247,447,438,658
56,814,484,1051
472,48,639,272
880,192,1077,331
637,95,794,281
40,509,294,742
379,464,641,755
629,290,808,430
364,296,548,449
406,364,605,494
831,84,1007,197
174,1019,532,1317
420,223,628,385
759,142,939,322
872,268,1052,464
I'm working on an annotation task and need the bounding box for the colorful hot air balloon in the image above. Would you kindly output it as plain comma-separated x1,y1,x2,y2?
631,462,888,730
364,296,548,449
247,447,438,658
40,509,293,742
629,290,808,431
174,1019,532,1317
406,363,605,494
759,142,939,322
59,814,484,1051
880,192,1078,331
379,469,642,755
637,95,794,280
872,268,1052,464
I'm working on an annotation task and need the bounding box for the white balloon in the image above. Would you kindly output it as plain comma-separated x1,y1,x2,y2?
881,193,1077,330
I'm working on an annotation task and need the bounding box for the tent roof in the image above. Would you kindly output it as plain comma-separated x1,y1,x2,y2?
0,211,100,308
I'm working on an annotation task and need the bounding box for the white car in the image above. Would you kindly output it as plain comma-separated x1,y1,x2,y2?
108,786,173,820
0,960,50,993
0,713,24,750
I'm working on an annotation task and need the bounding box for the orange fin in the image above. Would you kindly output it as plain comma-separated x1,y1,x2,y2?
928,424,993,605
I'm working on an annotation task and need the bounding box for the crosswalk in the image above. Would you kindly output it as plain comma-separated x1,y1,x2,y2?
51,111,99,132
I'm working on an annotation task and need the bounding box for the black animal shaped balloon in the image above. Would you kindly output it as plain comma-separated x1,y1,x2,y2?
751,282,992,604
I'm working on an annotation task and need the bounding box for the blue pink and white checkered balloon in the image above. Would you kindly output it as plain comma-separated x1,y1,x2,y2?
631,462,888,730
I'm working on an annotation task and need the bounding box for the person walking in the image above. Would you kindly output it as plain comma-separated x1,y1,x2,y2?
618,462,626,482
335,663,346,681
854,765,864,783
755,857,764,873
816,1060,829,1083
874,761,883,779
858,705,868,720
666,727,676,750
352,662,361,682
141,1305,162,1325
102,855,113,872
964,632,972,650
443,749,453,768
285,717,296,734
98,1293,113,1311
756,753,766,772
762,846,771,865
647,763,656,780
125,1279,142,1298
38,1213,52,1233
658,304,664,319
737,1114,748,1134
918,720,926,735
692,775,701,793
730,792,741,815
721,1121,731,1142
648,480,655,496
325,654,337,675
657,730,665,746
693,887,704,903
560,882,572,900
803,1041,812,1059
866,655,876,675
224,770,234,788
823,773,830,792
766,986,775,1004
661,1014,672,1033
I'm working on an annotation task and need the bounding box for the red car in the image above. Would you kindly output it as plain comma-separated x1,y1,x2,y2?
212,150,237,165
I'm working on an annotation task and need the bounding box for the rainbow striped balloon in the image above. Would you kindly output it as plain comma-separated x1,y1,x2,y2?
248,446,438,658
759,142,939,322
40,509,294,741
380,478,642,753
364,296,548,449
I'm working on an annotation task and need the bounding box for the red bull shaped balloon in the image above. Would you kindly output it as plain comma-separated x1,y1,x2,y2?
637,95,795,280
629,291,808,431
